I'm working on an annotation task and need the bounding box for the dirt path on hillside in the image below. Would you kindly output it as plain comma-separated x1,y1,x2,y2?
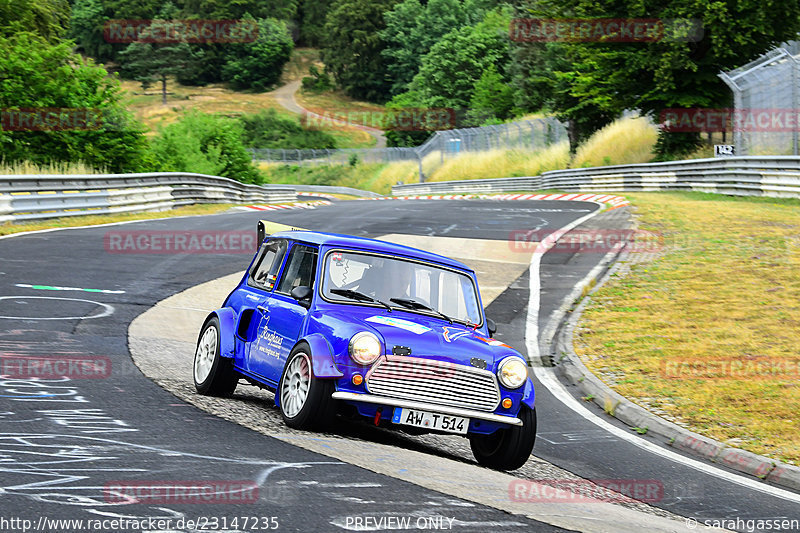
271,80,387,148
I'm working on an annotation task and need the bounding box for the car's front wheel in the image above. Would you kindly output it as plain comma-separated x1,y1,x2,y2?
278,343,335,430
193,316,239,396
469,406,536,471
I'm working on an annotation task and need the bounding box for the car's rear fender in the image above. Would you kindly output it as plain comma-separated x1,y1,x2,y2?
204,308,236,359
301,333,344,379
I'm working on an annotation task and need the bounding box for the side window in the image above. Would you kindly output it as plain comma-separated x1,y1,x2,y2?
248,239,288,291
276,244,318,295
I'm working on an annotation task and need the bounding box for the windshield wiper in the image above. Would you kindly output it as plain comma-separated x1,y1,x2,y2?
389,297,454,324
330,289,392,311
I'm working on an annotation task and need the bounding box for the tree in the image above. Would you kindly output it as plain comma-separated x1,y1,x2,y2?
101,0,163,20
221,17,294,91
69,0,115,61
321,0,399,102
380,0,490,97
407,8,511,110
0,0,70,42
150,111,261,183
0,32,151,172
468,63,515,125
118,40,203,105
116,4,204,105
179,0,299,21
510,38,617,150
299,0,331,46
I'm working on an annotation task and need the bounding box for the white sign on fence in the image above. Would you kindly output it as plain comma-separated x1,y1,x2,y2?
714,144,735,157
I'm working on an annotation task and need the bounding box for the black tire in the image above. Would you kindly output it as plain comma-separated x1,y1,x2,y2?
193,316,239,397
469,406,536,471
278,343,336,430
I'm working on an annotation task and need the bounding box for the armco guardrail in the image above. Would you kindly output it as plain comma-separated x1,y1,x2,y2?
292,184,382,198
391,156,800,198
0,172,297,222
389,176,542,195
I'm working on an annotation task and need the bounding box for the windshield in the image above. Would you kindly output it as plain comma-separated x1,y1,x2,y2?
322,251,482,326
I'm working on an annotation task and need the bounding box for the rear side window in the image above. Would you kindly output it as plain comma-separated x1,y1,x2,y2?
276,244,318,294
248,239,288,291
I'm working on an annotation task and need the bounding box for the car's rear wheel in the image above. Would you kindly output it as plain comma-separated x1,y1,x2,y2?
469,406,536,471
278,343,335,430
193,316,239,396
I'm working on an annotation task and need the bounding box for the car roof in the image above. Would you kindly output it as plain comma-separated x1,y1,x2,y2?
270,230,473,272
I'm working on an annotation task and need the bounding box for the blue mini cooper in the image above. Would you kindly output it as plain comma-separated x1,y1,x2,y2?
193,221,536,470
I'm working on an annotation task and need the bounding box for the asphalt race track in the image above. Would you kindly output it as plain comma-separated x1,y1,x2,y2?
1,199,798,532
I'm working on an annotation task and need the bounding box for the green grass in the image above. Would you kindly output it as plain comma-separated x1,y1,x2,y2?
575,192,800,464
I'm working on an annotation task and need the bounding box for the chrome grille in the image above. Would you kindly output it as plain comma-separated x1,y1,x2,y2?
365,356,501,412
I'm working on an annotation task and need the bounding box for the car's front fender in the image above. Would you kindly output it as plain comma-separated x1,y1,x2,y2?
521,379,536,410
204,308,236,359
302,333,343,379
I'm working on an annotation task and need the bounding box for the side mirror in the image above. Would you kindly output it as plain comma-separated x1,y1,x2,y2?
290,285,312,308
486,318,497,338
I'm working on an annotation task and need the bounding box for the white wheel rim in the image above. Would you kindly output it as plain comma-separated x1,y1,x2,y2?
281,352,311,418
194,325,218,384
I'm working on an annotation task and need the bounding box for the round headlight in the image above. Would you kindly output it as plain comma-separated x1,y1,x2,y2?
349,332,382,365
497,357,528,389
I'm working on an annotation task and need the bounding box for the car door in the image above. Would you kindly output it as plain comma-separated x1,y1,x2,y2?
248,243,319,383
238,238,288,375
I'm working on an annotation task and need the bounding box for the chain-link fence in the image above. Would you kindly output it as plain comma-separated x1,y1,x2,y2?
249,117,567,181
719,43,800,155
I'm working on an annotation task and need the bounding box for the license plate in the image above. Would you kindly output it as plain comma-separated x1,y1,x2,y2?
392,407,469,434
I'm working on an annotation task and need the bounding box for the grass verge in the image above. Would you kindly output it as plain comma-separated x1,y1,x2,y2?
574,192,800,463
0,204,239,237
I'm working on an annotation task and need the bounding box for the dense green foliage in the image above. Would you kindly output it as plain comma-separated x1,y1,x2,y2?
240,110,337,149
150,111,261,183
221,17,294,91
0,0,71,42
321,0,399,102
380,0,491,96
511,0,800,156
0,31,151,171
299,0,332,46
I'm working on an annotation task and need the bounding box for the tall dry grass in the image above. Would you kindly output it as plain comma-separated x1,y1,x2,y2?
571,116,658,168
0,160,105,175
426,143,570,182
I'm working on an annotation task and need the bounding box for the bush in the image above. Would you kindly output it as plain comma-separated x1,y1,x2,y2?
301,65,334,93
239,110,337,149
150,111,261,183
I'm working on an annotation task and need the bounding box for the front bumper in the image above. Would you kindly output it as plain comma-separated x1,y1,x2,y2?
331,391,523,426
